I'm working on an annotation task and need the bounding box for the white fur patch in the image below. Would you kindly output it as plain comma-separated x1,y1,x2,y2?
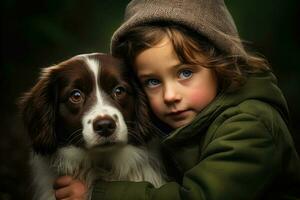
93,145,166,188
54,146,88,175
81,55,128,148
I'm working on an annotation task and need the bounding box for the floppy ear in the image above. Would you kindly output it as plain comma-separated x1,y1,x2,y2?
19,67,59,155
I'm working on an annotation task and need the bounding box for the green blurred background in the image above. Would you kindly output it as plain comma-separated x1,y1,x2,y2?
1,0,299,199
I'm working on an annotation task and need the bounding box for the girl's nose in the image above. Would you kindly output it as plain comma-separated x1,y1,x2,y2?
163,84,182,105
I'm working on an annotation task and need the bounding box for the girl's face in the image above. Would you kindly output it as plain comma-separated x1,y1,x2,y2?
134,37,217,129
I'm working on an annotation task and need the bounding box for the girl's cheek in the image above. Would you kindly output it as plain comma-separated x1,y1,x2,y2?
188,88,216,109
148,96,163,113
189,87,203,100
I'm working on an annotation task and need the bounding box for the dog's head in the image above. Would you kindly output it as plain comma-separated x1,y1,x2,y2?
19,53,152,155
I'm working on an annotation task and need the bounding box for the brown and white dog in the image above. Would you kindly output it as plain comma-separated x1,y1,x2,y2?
19,53,165,200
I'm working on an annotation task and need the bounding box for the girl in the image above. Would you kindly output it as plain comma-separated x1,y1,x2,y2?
54,0,300,199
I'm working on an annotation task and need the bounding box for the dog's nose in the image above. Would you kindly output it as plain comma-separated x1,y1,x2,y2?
93,116,116,137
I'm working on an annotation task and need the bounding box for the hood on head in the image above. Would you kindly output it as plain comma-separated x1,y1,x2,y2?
111,0,247,58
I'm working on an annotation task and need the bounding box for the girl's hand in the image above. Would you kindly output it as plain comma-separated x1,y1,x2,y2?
54,175,87,200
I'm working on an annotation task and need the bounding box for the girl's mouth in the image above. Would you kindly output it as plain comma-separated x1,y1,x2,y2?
166,110,191,119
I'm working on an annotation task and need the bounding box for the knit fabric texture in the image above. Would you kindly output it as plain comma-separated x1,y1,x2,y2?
111,0,246,57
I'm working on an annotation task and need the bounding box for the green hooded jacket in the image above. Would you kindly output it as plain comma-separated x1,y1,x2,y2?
92,72,300,200
94,1,299,199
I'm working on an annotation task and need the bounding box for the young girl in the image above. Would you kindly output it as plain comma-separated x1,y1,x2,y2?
54,0,300,199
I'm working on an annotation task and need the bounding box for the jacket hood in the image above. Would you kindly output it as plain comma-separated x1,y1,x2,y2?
218,72,289,119
111,0,247,58
165,72,290,142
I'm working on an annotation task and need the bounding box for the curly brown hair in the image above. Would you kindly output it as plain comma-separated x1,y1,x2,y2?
113,23,270,93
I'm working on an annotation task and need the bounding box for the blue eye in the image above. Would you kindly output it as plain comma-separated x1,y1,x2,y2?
145,79,160,88
179,69,193,79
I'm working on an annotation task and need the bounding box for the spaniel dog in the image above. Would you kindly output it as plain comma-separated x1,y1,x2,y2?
19,53,165,200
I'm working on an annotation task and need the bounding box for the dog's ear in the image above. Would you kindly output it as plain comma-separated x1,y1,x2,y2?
18,66,59,155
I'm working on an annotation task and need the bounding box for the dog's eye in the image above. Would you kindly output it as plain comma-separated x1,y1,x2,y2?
112,85,127,99
69,89,84,104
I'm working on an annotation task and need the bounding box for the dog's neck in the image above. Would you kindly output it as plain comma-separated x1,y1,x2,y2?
44,145,165,188
48,146,92,179
92,145,166,188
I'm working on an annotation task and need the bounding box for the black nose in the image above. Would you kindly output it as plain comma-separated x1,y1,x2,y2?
93,116,116,137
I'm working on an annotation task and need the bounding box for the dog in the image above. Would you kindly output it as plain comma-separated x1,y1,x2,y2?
19,53,166,200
